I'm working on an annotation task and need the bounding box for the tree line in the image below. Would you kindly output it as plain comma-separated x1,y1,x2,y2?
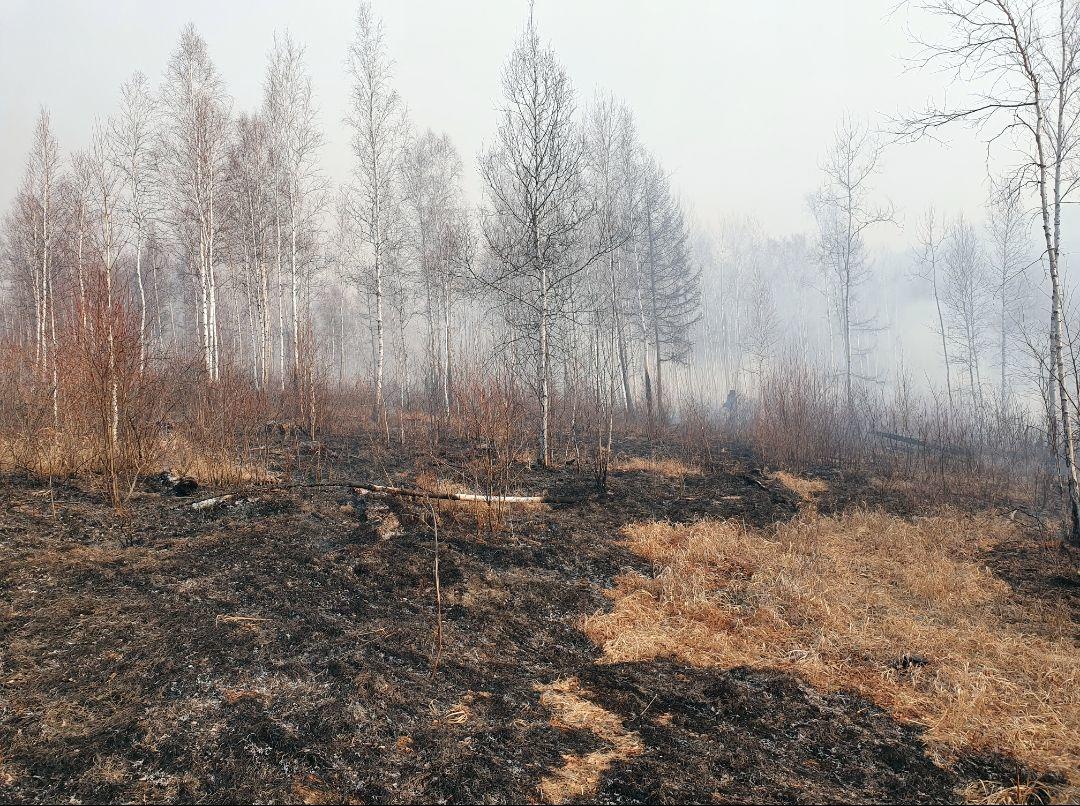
0,6,700,468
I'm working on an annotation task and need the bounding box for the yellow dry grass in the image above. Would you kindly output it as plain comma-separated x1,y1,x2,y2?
536,677,644,804
159,434,274,486
413,472,472,497
771,470,828,502
0,431,101,476
584,509,1080,792
611,456,702,478
963,779,1060,805
0,431,271,487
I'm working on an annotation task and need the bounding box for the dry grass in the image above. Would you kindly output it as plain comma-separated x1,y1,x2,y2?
963,779,1059,804
535,677,644,804
0,431,102,476
289,775,339,805
159,434,274,486
584,509,1079,793
771,470,828,502
610,455,702,478
0,430,271,488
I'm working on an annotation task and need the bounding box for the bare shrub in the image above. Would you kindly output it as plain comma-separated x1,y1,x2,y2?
748,361,862,469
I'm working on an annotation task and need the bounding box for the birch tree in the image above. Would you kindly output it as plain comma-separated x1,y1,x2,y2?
23,110,61,383
265,31,325,390
226,112,274,386
346,1,408,423
809,115,893,406
904,0,1080,544
478,18,595,466
2,111,62,420
111,72,157,373
86,121,125,482
159,23,230,382
584,95,641,426
401,129,469,419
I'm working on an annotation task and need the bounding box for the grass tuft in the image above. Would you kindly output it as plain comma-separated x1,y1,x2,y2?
610,456,702,478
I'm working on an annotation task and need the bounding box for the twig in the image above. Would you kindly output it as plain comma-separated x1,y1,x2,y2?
746,475,771,492
429,500,444,675
216,615,270,624
636,693,659,722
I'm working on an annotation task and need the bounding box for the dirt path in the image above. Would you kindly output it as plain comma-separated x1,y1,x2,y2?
0,450,1047,803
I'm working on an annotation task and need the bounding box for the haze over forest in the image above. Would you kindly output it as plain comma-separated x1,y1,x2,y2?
3,0,1070,410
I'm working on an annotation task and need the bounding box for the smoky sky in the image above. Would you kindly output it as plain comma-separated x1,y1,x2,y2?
1,0,1002,249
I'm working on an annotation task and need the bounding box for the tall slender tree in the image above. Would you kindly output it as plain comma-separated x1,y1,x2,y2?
159,24,231,382
111,72,158,373
809,115,893,406
635,153,700,426
346,1,408,426
904,0,1080,544
265,31,325,391
914,207,953,406
479,17,595,466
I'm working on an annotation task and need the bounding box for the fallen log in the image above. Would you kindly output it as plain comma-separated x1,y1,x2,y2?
355,483,550,504
872,430,964,456
185,480,580,510
191,494,234,511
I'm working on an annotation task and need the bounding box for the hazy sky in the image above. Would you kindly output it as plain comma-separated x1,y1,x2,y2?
1,0,996,248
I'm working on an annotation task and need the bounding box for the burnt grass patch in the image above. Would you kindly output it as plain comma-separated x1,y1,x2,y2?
0,444,1060,803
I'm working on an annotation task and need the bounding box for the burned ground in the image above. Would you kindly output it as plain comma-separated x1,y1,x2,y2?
0,441,1069,803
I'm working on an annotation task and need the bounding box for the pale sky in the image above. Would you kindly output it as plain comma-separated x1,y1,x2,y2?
0,0,995,247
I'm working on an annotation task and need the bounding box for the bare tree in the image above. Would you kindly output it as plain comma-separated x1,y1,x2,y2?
227,112,274,387
1,111,63,423
111,72,158,373
85,121,125,482
583,94,641,429
903,0,1080,543
987,180,1032,407
346,1,408,426
711,216,762,393
914,207,954,406
159,24,231,382
265,31,326,393
740,269,780,379
25,110,61,383
401,129,469,420
478,18,595,466
942,215,990,405
809,115,893,406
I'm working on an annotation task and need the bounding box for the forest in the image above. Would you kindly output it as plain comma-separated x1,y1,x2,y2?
0,1,1078,804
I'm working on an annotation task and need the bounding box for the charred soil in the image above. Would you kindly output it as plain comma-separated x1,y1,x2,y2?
0,439,1070,803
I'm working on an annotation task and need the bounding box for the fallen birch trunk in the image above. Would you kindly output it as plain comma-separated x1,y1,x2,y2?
187,481,575,510
191,494,234,510
356,483,547,504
